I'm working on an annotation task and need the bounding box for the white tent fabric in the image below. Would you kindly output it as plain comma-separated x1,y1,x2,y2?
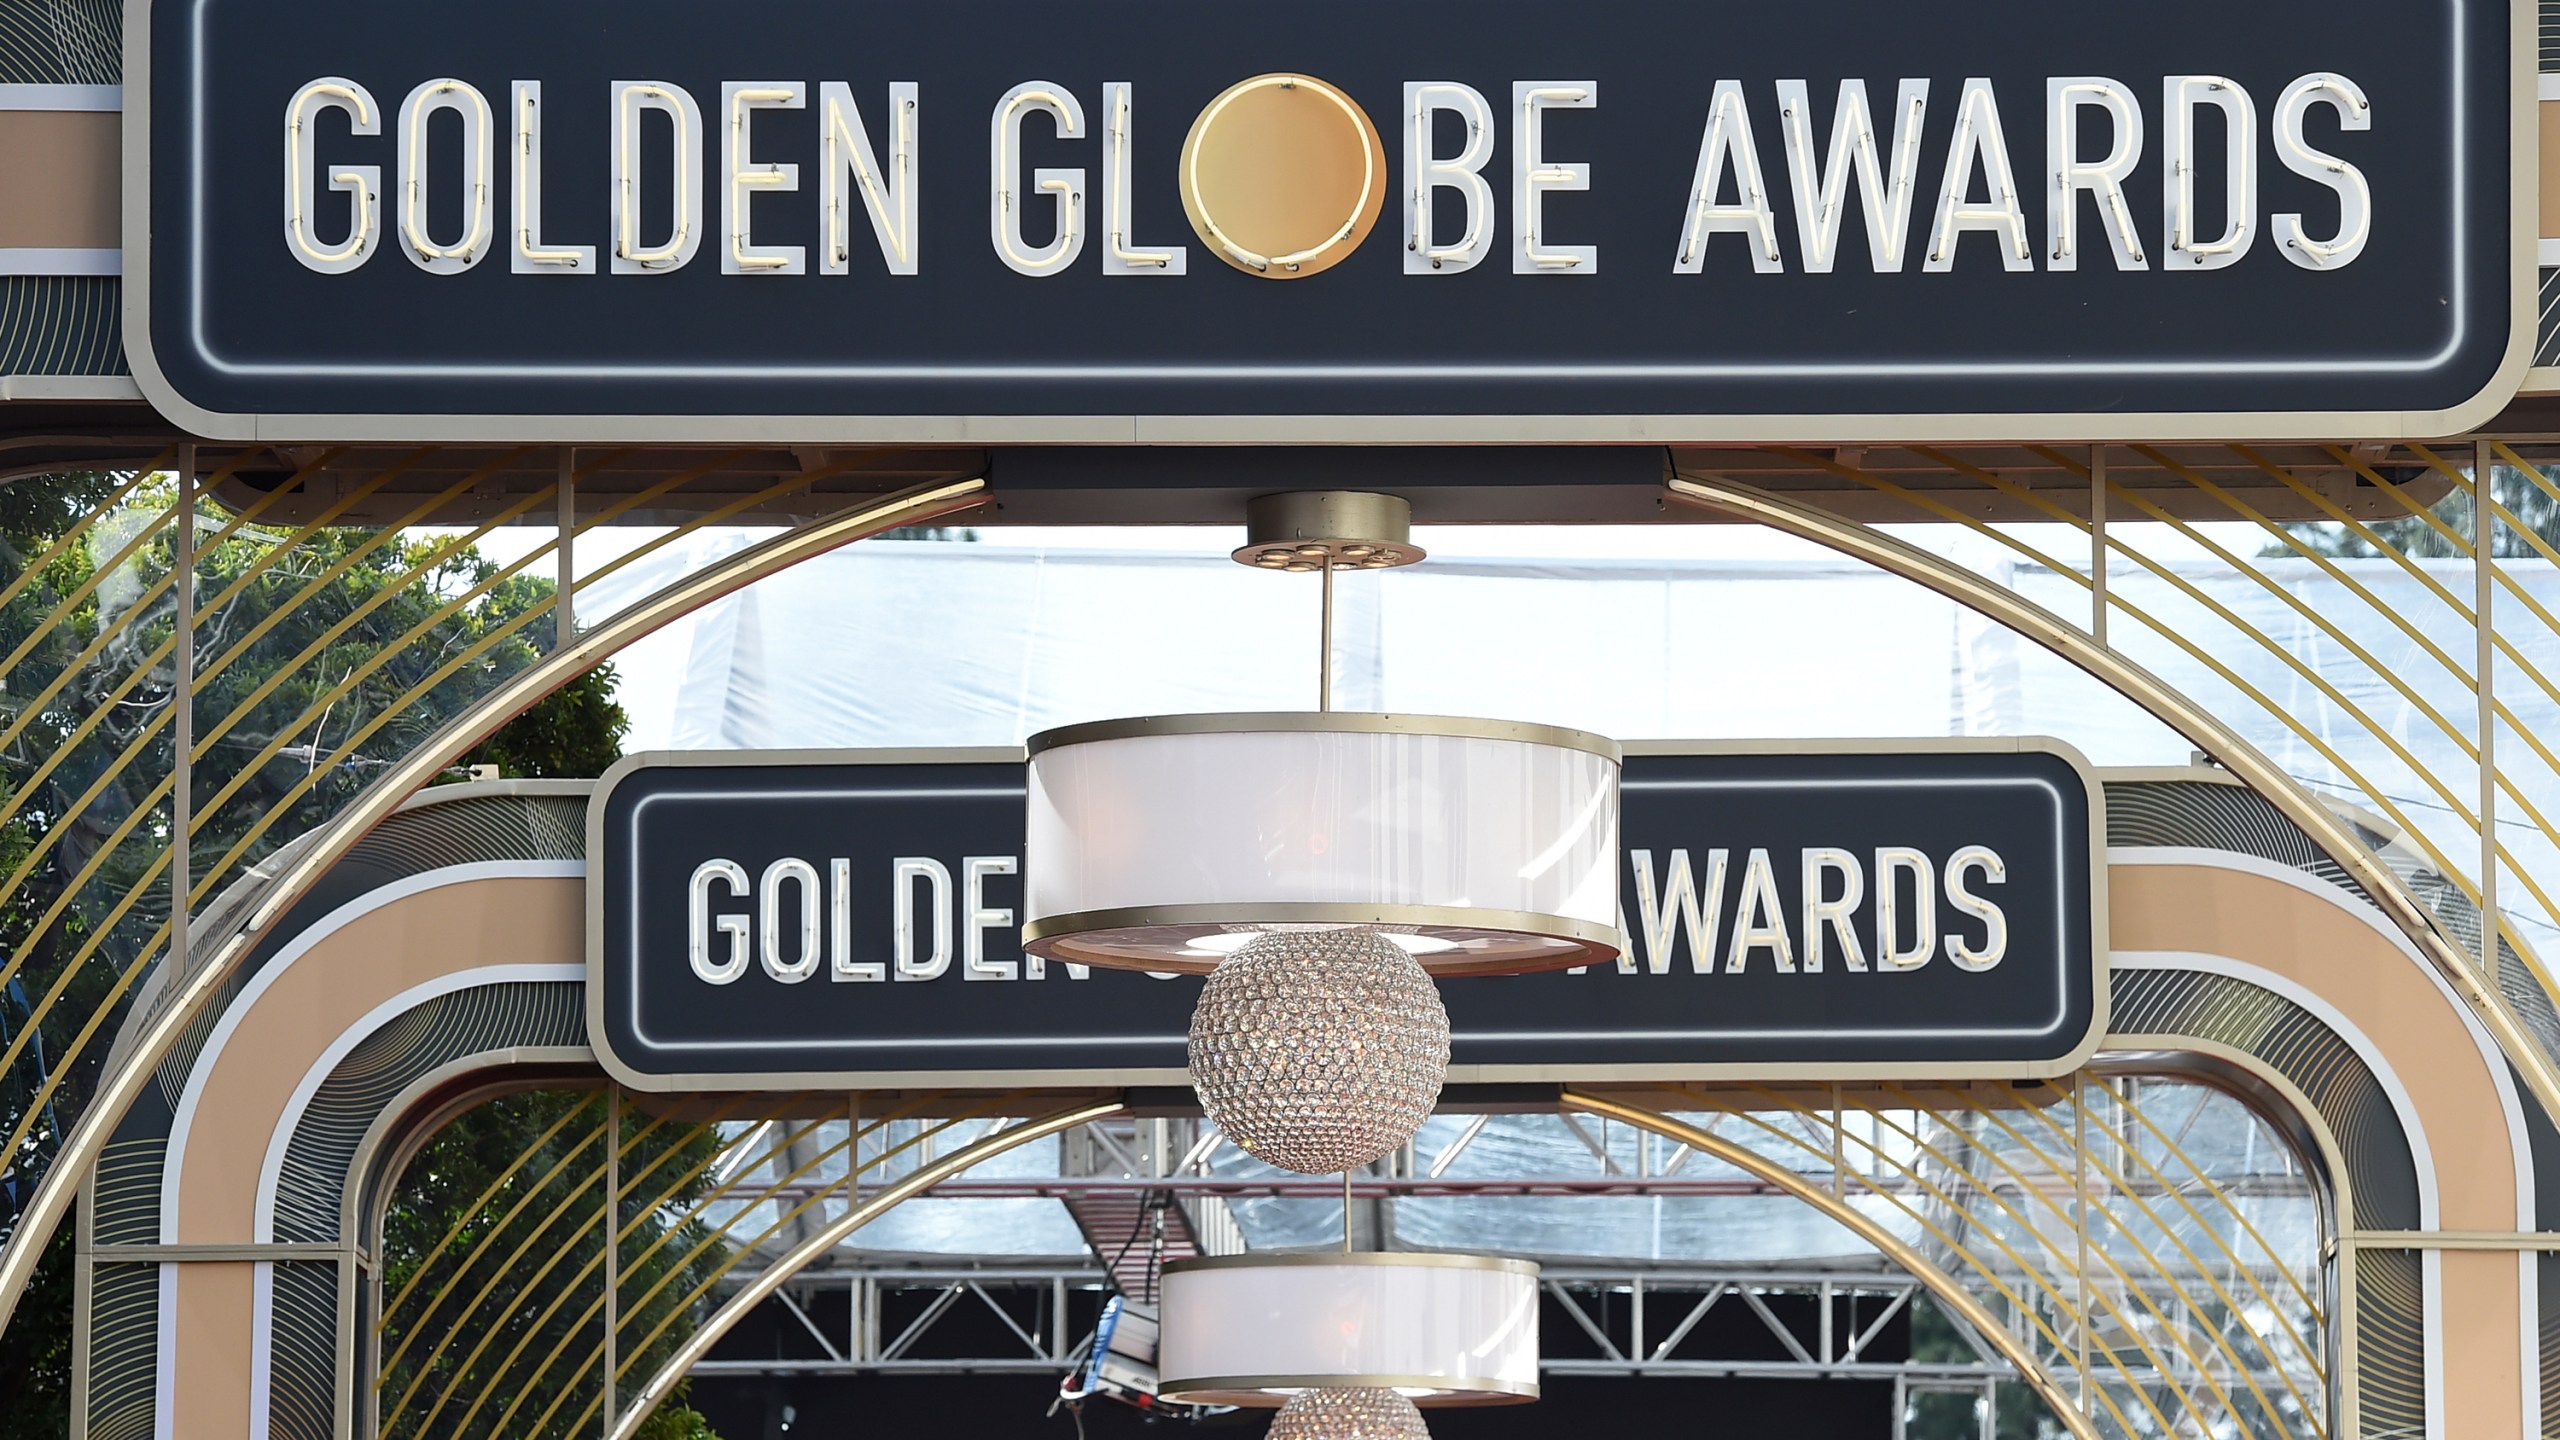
638,541,2181,756
629,539,2560,931
631,538,2405,1269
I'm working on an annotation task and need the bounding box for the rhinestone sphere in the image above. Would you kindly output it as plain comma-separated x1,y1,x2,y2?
1188,929,1451,1175
1266,1388,1432,1440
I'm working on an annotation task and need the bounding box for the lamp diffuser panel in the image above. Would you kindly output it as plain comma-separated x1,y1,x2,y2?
1156,1254,1541,1406
1021,714,1622,976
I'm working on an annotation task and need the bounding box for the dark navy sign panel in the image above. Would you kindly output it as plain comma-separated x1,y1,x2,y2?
587,745,2104,1090
130,0,2518,441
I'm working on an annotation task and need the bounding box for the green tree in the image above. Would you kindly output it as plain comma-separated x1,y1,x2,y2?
0,472,715,1438
1906,1297,2067,1440
2273,463,2560,559
377,1089,727,1440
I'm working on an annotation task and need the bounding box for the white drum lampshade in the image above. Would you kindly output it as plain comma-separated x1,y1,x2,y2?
1020,714,1621,977
1157,1253,1541,1406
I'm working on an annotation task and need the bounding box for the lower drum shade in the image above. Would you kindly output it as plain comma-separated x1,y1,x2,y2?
1156,1253,1541,1407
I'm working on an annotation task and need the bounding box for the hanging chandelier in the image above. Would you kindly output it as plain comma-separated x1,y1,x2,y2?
1021,712,1618,1171
1021,492,1621,1176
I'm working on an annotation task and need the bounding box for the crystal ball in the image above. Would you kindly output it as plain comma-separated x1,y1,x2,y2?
1187,927,1450,1176
1266,1387,1432,1439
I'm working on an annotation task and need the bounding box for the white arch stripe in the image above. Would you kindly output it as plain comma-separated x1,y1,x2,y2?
158,861,586,1243
2111,846,2534,1230
251,963,585,1244
152,860,583,1440
2116,950,2448,1439
246,964,582,1440
2115,950,2443,1227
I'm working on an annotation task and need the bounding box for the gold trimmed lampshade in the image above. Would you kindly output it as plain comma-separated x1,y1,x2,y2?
1020,713,1622,977
1156,1253,1542,1407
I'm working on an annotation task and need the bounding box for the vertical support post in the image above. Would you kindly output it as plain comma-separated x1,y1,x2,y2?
557,449,577,646
70,1183,92,1439
1319,560,1335,712
1830,1084,1844,1200
172,445,195,976
1817,1278,1832,1367
2089,446,2109,648
603,1086,620,1436
2074,1073,2091,1418
1632,1275,1646,1367
2475,440,2499,979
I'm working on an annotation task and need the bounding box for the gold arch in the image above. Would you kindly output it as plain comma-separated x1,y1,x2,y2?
373,1089,1115,1440
6,439,2554,1440
1664,470,2560,1136
1566,1089,2104,1440
605,1096,1126,1440
0,474,987,1334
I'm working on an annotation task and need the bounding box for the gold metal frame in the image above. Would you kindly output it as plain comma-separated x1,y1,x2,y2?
1663,470,2560,1134
604,1095,1124,1440
1567,1089,2107,1440
0,474,988,1335
4,435,2542,1440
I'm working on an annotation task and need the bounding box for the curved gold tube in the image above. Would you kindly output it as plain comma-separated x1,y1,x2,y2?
607,1096,1125,1440
1566,1090,2103,1440
0,474,990,1336
1662,473,2560,1134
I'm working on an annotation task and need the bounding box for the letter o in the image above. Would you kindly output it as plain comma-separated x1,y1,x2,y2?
761,857,823,982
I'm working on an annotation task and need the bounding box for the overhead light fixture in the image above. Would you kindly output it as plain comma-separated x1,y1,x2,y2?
1156,1253,1540,1409
1022,712,1616,1172
1021,711,1623,978
1266,1388,1433,1439
1020,491,1619,1175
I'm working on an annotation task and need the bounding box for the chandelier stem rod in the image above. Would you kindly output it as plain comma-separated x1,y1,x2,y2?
1344,1168,1353,1252
1319,561,1335,712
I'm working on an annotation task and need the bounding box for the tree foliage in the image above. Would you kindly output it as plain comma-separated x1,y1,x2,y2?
2274,464,2560,559
376,1089,726,1440
1907,1297,2067,1440
0,473,691,1437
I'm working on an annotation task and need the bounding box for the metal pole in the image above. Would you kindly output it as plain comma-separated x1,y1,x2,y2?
558,448,576,645
2476,440,2499,979
172,445,194,976
604,1086,620,1436
1830,1084,1845,1200
1319,560,1335,712
2089,447,2108,648
2074,1073,2090,1418
1343,1168,1352,1253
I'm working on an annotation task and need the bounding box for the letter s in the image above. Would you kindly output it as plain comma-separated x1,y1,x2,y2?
1943,846,2008,972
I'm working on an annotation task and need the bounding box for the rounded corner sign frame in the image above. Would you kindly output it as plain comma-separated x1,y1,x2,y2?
585,738,2109,1094
124,0,2531,445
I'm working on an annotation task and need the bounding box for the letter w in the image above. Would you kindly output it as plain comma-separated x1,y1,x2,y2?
1777,79,1929,273
1628,848,1726,974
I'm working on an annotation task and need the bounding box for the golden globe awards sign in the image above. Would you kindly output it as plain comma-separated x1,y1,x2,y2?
128,0,2525,443
586,743,2107,1092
